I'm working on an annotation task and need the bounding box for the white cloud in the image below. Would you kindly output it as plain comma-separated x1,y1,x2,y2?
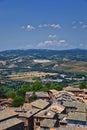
21,26,25,29
82,24,87,29
38,40,55,47
79,21,84,25
72,26,77,29
48,34,57,38
22,23,61,31
59,40,65,44
38,24,50,28
72,20,87,30
26,25,35,31
37,39,65,49
50,24,61,28
38,23,61,29
72,21,77,25
21,24,35,31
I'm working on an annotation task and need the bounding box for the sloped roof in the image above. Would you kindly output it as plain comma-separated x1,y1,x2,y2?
50,103,65,114
40,119,57,128
35,92,49,98
34,108,55,118
67,111,86,122
49,90,59,95
55,90,75,98
19,108,40,118
58,114,67,120
51,126,87,130
31,99,49,109
0,118,23,129
0,98,13,105
55,91,76,102
83,89,87,93
0,109,18,121
64,86,82,92
63,101,87,112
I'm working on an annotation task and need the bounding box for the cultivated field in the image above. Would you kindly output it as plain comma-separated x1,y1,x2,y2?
7,71,57,82
54,61,87,72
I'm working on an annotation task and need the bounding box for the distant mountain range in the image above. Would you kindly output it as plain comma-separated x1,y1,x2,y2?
0,49,87,61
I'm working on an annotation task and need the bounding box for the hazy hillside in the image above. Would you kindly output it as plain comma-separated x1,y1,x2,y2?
0,49,87,85
0,49,87,61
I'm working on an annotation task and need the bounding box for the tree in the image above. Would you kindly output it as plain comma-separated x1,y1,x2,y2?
0,87,7,98
32,81,42,91
8,91,16,99
17,84,31,97
29,92,38,102
12,96,24,107
79,81,87,89
50,83,62,91
45,82,51,88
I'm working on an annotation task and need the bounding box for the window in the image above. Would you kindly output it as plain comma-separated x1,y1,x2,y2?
36,122,40,126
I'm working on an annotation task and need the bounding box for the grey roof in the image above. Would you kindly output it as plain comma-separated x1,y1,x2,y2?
64,86,83,92
19,108,40,118
67,111,86,122
76,103,87,112
50,103,65,114
40,119,57,128
0,118,23,130
35,92,49,98
58,114,67,120
36,126,87,130
26,91,49,98
0,109,18,121
55,91,77,101
63,101,87,112
54,126,87,130
34,108,55,119
55,91,72,98
63,101,78,108
31,99,50,109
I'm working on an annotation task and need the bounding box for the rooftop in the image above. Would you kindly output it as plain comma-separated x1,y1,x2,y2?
0,98,13,105
51,126,87,130
40,119,57,128
31,99,50,109
0,118,23,130
55,91,76,101
64,86,83,92
58,114,67,120
50,103,65,114
55,91,75,97
34,108,55,118
83,89,87,93
0,109,18,121
19,108,40,118
36,126,87,130
49,90,59,95
63,101,87,112
35,92,49,98
67,111,86,122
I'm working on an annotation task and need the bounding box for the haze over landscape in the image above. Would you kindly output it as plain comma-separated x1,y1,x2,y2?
0,0,87,51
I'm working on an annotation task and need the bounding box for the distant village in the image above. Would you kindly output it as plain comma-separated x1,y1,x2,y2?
0,86,87,130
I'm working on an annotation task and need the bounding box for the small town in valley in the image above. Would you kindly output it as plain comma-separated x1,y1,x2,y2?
0,86,87,130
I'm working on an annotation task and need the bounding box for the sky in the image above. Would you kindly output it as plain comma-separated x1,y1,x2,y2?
0,0,87,51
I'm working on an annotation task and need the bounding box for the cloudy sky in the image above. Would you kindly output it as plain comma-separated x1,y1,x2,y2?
0,0,87,51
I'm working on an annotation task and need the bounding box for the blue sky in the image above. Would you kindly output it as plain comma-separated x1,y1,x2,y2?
0,0,87,51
